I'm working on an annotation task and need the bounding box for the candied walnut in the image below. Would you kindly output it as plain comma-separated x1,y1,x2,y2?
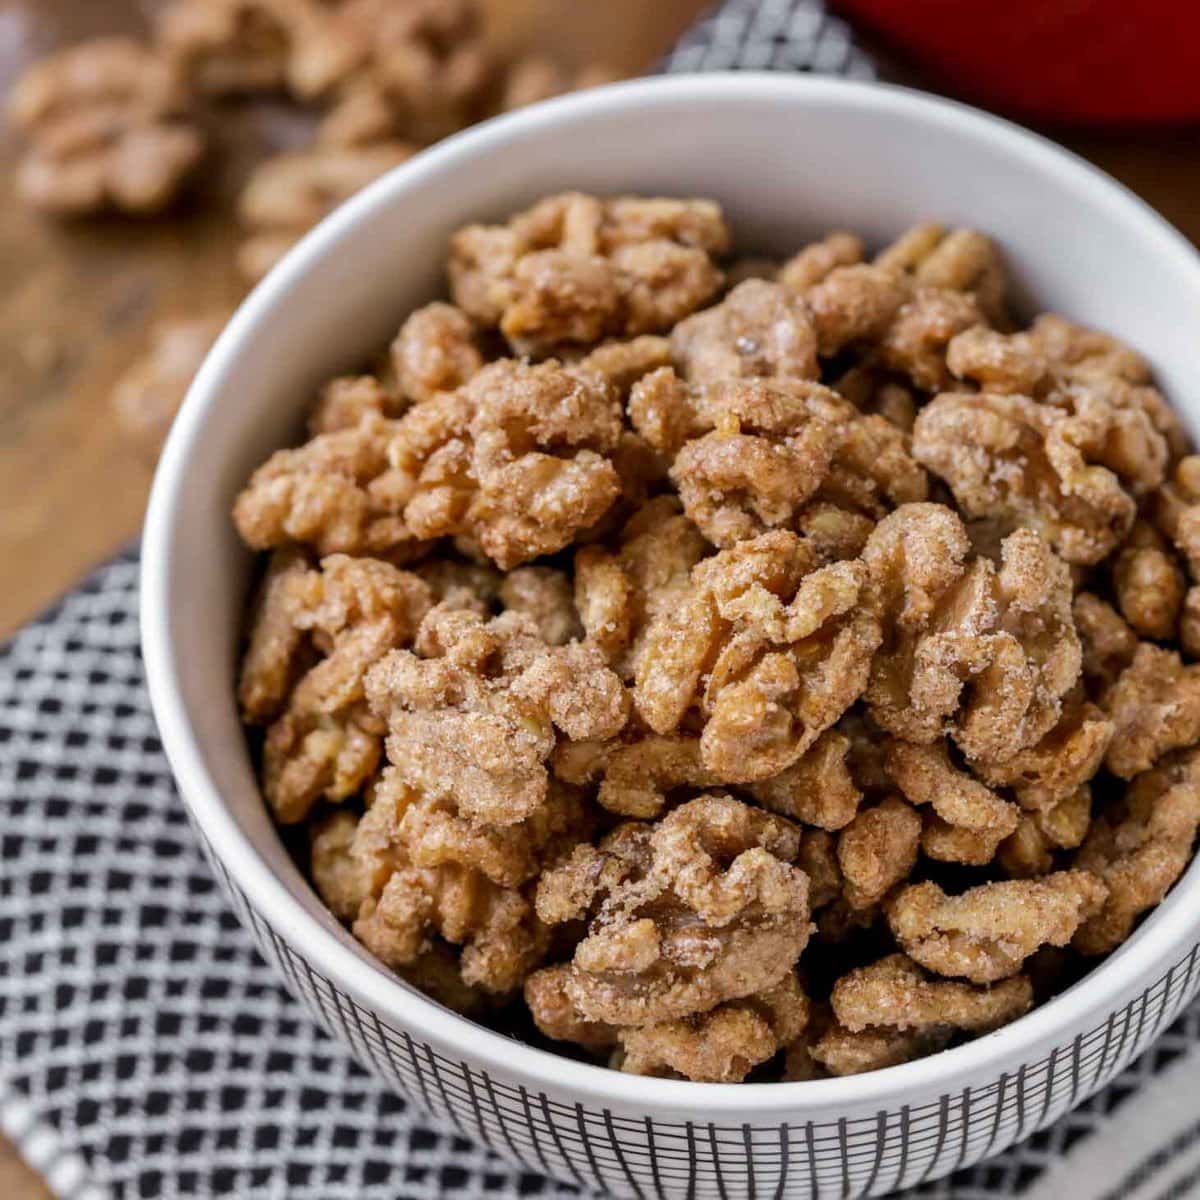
836,796,921,909
156,0,359,98
669,280,818,384
9,37,204,216
500,56,621,111
873,222,944,273
552,734,719,819
618,973,808,1082
745,729,862,831
353,862,546,994
249,554,434,823
997,816,1054,878
310,808,370,922
1153,456,1200,581
927,525,1080,764
639,375,855,546
943,319,1167,410
1105,644,1200,778
918,820,1004,867
863,504,1080,764
796,829,842,910
370,765,592,889
886,740,1019,865
567,336,674,403
784,1003,949,1079
112,312,227,452
632,367,926,548
237,357,624,568
804,265,911,358
879,288,986,392
525,964,618,1052
573,545,634,660
319,0,494,145
1074,750,1200,954
233,412,430,558
365,606,626,827
390,302,482,404
1074,593,1137,691
498,567,581,645
632,531,880,781
802,1023,950,1078
794,502,876,564
777,231,865,292
541,796,811,1025
834,365,919,433
344,776,554,995
237,142,417,281
400,942,489,1016
832,954,1032,1036
457,359,623,567
329,820,518,1014
914,388,1164,564
698,568,880,782
973,700,1112,812
816,412,929,522
888,872,1107,984
998,787,1092,878
875,223,1008,326
946,326,1048,395
575,496,710,681
448,193,729,354
413,558,500,613
238,548,313,722
307,375,402,436
1112,522,1185,640
1025,314,1150,384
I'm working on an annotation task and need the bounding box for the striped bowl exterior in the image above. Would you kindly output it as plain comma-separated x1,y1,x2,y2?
200,841,1200,1199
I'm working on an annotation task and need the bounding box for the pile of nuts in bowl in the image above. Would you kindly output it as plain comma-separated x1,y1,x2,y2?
7,0,619,279
231,190,1200,1083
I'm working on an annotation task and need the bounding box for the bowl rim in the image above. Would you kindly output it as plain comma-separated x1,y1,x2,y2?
142,70,1200,1116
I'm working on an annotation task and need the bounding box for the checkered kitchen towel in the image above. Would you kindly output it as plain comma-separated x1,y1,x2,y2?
4,4,1200,1199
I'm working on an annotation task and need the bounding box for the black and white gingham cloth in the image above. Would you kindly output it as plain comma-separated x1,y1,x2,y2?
7,557,1200,1200
5,5,1200,1198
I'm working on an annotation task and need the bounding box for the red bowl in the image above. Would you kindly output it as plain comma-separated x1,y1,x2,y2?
835,0,1200,126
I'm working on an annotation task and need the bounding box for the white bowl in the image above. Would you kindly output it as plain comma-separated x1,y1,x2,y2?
141,73,1200,1198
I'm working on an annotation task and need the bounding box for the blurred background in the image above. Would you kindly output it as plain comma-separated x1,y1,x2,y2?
1,1,1198,1192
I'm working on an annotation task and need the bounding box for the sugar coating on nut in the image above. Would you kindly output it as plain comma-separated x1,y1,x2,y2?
449,193,730,355
230,193,1200,1081
617,972,808,1082
831,954,1032,1034
239,552,433,823
863,503,1080,764
1105,644,1200,778
538,796,811,1027
9,37,205,215
888,872,1108,983
364,605,626,827
1074,750,1200,954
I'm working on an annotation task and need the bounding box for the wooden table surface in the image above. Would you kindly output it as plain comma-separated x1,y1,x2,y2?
2,1,1199,1195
